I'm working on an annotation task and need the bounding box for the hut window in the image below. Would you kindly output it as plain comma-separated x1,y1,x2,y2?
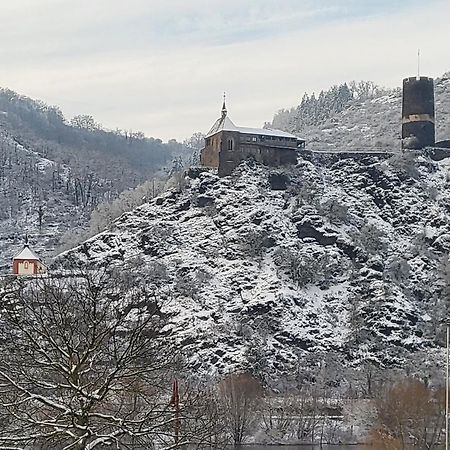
24,261,29,269
252,137,257,142
227,139,233,150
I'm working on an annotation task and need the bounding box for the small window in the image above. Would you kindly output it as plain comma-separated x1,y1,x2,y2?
252,137,257,142
24,261,29,269
227,139,233,151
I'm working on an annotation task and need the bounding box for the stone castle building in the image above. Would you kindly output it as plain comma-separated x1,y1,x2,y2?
201,100,305,176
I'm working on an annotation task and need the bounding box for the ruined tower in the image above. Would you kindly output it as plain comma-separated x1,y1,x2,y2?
402,76,435,149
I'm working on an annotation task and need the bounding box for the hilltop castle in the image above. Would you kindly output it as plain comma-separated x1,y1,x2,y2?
201,99,305,176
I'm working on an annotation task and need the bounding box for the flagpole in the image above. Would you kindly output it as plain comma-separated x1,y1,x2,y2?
173,379,180,448
446,324,449,450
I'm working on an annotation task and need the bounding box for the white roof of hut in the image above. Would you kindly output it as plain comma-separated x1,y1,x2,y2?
13,244,41,261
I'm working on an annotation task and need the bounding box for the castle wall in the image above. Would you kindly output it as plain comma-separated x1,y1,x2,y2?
238,144,298,166
200,134,221,167
218,130,241,176
239,133,298,149
301,149,393,166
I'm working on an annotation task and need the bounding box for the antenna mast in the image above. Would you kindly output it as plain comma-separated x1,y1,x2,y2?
417,48,421,79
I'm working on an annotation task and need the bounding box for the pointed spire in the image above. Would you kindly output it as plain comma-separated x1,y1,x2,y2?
24,234,29,246
221,92,227,118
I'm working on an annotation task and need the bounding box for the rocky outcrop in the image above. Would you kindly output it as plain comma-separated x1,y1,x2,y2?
56,154,450,384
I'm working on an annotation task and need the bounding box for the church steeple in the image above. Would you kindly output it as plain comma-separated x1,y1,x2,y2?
205,94,237,138
221,92,227,118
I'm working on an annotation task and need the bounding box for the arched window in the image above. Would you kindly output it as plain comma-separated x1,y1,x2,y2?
24,261,29,269
227,139,233,151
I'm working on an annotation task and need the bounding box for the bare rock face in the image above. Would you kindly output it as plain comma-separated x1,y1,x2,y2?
56,153,450,386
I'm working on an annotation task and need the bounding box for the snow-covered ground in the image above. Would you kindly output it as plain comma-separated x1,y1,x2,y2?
56,154,450,388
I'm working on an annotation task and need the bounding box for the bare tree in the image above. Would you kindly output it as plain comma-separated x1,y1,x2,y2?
0,271,215,450
183,132,205,151
217,373,263,445
70,115,101,131
370,379,444,450
261,395,292,440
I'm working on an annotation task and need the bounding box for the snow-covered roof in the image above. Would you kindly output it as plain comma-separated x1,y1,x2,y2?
13,245,40,261
237,126,300,139
206,109,303,140
206,116,238,137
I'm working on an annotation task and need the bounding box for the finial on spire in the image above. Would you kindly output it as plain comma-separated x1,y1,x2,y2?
24,234,29,246
221,92,227,118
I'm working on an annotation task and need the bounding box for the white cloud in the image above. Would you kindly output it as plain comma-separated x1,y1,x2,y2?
0,0,448,140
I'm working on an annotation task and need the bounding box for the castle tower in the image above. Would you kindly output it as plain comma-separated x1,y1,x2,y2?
402,76,435,150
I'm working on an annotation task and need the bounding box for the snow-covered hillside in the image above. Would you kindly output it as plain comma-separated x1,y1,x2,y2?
57,154,450,386
270,75,450,151
0,89,192,271
0,130,90,272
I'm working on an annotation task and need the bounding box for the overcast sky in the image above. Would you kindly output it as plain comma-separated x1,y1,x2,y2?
0,0,449,141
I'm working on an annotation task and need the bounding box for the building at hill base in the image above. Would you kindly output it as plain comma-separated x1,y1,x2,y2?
12,239,47,276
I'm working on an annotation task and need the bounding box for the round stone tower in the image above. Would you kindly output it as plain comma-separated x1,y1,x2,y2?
402,76,435,150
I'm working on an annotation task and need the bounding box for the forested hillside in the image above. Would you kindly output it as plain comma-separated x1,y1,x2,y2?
269,74,450,150
0,88,192,271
